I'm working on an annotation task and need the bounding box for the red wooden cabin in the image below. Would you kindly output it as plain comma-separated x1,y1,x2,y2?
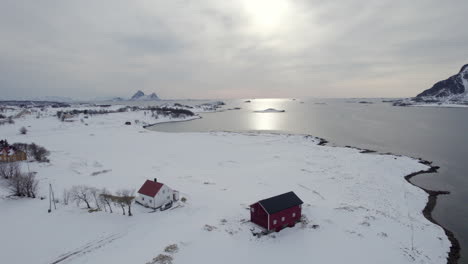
250,191,303,232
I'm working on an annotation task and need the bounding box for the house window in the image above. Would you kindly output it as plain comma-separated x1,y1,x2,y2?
251,207,255,213
273,219,277,225
281,217,285,222
292,213,296,217
150,199,152,203
163,190,165,194
142,197,144,201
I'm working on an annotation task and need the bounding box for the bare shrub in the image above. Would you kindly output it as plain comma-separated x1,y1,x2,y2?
63,189,71,205
0,162,20,179
28,143,50,162
203,224,217,231
7,171,38,198
19,127,27,135
22,173,38,198
164,244,179,253
146,254,173,264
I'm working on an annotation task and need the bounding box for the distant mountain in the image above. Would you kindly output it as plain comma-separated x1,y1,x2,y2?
393,64,468,107
417,64,468,98
130,90,160,101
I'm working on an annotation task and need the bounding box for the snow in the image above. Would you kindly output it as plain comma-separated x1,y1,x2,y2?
0,108,451,264
461,66,468,96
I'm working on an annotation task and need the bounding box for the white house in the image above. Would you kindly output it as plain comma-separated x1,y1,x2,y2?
136,178,179,209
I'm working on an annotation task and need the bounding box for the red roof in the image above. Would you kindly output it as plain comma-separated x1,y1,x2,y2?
138,180,164,197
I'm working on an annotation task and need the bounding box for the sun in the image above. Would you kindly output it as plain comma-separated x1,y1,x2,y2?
242,0,290,34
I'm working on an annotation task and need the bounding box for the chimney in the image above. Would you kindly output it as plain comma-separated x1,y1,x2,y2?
154,178,157,182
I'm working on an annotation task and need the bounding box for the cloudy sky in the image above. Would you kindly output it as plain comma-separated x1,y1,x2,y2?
1,0,467,100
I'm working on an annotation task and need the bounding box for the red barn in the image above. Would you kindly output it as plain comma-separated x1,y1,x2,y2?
250,191,303,232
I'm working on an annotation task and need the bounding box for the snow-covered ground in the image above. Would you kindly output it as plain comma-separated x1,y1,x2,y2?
0,108,451,264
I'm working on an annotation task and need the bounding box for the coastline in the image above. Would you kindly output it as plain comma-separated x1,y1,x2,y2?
320,143,461,264
0,110,455,263
404,164,460,264
148,121,460,263
142,115,202,128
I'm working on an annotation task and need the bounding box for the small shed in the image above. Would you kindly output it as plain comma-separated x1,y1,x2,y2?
250,191,303,232
136,179,179,209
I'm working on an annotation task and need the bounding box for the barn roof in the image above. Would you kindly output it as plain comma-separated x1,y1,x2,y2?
138,180,164,197
257,191,303,215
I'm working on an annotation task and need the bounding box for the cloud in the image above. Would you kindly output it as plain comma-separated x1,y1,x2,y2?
0,0,467,99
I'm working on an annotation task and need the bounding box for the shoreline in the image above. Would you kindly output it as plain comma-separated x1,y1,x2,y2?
404,164,460,264
323,143,461,264
147,122,461,263
142,115,202,128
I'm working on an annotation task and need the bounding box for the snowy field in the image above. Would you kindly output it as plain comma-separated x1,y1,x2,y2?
0,107,451,264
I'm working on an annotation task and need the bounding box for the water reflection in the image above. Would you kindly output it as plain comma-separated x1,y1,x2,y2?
248,98,288,131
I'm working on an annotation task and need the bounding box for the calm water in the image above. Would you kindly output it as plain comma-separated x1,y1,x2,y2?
147,98,468,263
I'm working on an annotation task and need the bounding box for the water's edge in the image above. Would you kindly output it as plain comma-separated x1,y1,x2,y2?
146,121,461,264
320,138,461,264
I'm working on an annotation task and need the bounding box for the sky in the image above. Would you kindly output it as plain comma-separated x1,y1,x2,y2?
1,0,467,100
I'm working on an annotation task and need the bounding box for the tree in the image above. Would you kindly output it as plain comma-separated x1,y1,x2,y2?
70,185,92,208
112,193,126,216
89,187,101,210
118,189,135,216
99,188,113,213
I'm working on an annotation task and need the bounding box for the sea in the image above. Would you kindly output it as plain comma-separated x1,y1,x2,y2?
139,98,467,262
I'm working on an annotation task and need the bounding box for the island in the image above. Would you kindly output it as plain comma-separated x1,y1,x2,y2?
254,108,286,113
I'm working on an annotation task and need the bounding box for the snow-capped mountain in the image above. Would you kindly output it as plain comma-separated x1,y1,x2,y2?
130,90,160,101
417,64,468,98
393,64,468,106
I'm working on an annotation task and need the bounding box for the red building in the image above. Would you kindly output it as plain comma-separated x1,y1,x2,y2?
250,191,303,232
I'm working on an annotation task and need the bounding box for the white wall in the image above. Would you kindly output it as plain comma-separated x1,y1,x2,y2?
137,184,174,209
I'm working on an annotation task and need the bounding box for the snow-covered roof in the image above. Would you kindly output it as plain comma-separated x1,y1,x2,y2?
137,180,164,197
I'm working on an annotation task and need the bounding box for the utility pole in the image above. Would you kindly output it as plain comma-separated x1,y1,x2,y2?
48,183,57,213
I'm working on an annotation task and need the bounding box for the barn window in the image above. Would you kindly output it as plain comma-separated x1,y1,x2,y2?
281,217,285,222
251,207,255,213
292,213,296,217
273,220,277,225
